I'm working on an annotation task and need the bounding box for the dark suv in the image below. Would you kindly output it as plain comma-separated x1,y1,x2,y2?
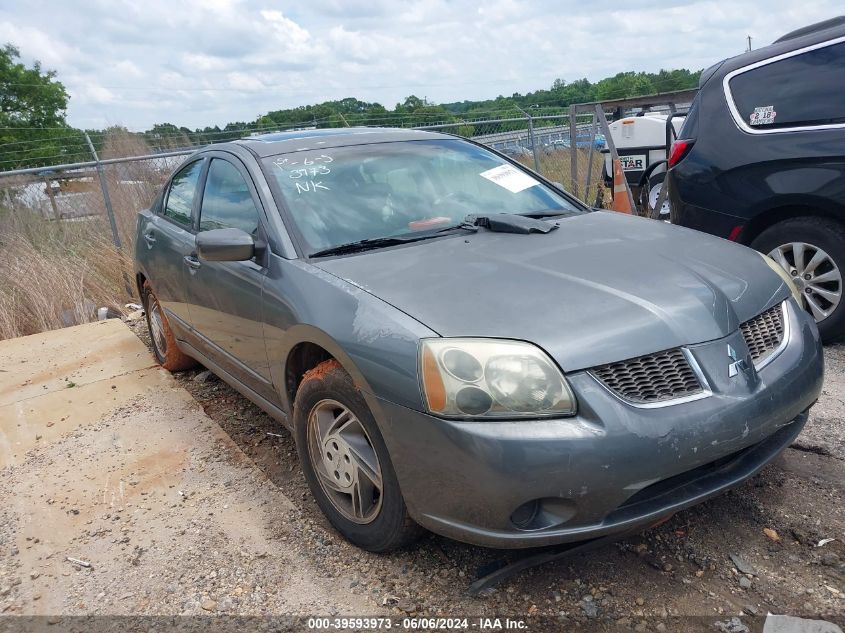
668,16,845,341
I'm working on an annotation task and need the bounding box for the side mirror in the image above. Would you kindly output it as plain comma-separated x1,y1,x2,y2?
552,181,565,190
196,228,254,262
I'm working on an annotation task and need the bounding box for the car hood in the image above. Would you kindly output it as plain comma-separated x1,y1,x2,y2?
313,212,788,371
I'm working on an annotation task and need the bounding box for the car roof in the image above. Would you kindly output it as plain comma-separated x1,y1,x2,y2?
774,16,845,43
231,127,457,158
707,16,845,81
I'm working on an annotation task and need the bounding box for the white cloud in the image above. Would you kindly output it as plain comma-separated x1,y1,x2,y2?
111,60,144,78
76,83,116,105
0,1,841,130
182,53,228,72
226,71,264,90
0,21,83,68
259,9,314,53
328,26,380,61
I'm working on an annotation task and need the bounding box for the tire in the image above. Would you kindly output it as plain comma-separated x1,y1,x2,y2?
293,359,423,552
141,280,197,371
646,173,670,219
751,217,845,342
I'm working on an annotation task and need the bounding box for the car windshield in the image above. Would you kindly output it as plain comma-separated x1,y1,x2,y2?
262,139,585,254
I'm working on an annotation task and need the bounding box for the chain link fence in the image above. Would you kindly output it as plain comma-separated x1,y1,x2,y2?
0,147,194,339
420,114,608,206
0,108,635,339
0,111,611,248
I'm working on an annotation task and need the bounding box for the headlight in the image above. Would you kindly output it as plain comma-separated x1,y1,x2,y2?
419,338,576,418
760,252,803,306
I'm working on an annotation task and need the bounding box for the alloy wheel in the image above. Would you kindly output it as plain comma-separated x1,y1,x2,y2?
769,242,842,322
306,399,383,524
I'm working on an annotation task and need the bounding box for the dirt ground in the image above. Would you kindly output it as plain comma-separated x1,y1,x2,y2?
1,318,843,631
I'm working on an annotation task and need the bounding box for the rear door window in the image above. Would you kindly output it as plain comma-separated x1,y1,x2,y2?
163,160,203,227
729,40,845,130
198,159,260,236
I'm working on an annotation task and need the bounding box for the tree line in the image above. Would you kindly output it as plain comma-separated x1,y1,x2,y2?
0,43,701,170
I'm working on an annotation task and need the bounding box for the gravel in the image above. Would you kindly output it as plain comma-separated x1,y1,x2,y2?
1,319,843,626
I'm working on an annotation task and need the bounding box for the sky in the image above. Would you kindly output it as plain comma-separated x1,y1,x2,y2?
0,0,841,131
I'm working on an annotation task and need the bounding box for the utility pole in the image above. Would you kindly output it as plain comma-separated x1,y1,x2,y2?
746,35,752,52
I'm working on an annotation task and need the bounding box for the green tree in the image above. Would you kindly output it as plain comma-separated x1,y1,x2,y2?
142,122,190,150
397,95,425,112
0,44,77,169
0,44,68,127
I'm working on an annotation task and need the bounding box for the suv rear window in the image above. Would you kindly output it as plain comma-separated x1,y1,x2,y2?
729,41,845,130
679,95,700,139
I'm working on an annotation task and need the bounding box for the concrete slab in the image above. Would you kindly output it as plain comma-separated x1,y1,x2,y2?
0,320,370,615
0,319,155,407
0,320,160,467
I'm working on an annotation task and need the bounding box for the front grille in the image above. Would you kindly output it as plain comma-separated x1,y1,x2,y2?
740,303,785,365
591,348,703,404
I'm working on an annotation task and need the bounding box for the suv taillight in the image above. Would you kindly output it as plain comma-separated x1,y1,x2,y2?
668,139,694,168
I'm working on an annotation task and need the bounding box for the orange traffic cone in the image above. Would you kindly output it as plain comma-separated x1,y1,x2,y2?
610,158,633,214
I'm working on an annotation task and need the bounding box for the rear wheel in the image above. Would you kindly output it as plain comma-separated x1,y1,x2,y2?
293,359,423,552
141,280,197,371
751,217,845,342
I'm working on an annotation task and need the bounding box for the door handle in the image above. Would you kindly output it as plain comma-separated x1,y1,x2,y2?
183,254,201,270
143,232,156,245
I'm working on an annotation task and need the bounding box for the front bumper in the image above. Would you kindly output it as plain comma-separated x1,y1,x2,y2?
372,300,823,548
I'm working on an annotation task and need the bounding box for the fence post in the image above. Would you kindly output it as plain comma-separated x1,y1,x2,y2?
569,106,579,199
85,132,134,299
43,176,59,219
84,132,122,250
583,112,598,199
517,107,541,172
595,104,637,214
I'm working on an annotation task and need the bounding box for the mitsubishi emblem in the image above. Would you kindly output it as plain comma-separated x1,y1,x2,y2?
727,344,750,378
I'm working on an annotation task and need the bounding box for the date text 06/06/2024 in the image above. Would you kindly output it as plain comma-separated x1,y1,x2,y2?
306,617,528,630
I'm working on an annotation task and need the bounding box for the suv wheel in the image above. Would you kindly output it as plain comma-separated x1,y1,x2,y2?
141,280,197,371
293,359,423,552
751,217,845,342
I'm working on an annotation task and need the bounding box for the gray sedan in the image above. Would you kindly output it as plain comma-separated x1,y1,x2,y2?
134,128,823,551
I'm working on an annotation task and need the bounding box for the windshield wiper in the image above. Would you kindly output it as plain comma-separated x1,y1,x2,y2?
309,224,474,258
309,213,558,258
466,213,559,234
518,209,576,218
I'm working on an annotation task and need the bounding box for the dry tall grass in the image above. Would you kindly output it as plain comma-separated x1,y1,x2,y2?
0,129,172,341
0,131,605,342
0,208,135,340
515,146,608,206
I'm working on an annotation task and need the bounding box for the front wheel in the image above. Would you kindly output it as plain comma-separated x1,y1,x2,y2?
141,280,197,371
293,360,423,552
751,217,845,342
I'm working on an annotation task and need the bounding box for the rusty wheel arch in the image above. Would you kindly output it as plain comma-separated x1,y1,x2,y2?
285,342,336,411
